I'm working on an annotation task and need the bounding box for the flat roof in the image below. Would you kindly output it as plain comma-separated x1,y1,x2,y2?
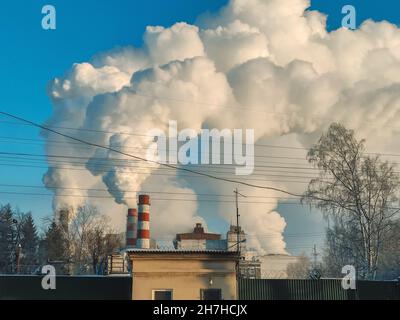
122,248,238,255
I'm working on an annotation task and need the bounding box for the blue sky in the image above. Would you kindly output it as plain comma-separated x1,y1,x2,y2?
0,0,399,254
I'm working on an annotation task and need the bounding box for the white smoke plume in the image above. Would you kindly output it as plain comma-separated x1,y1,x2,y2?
43,0,400,254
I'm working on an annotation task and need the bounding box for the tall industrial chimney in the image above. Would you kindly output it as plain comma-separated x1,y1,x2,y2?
136,194,150,249
126,208,138,248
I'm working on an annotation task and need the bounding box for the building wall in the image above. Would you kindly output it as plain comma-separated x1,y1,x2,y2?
176,239,206,250
239,260,262,279
259,254,300,278
227,227,246,252
176,239,227,250
130,254,237,300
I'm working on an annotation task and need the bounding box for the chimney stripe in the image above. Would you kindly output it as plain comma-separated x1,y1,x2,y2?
126,231,136,237
136,194,151,249
138,212,150,221
137,229,150,238
138,194,150,205
137,220,150,230
126,208,138,248
127,239,136,246
138,204,150,213
126,225,136,232
136,238,150,248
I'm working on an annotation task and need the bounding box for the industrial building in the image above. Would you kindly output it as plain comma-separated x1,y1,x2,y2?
259,254,301,279
174,223,227,250
122,194,238,300
118,193,307,299
173,223,261,279
126,249,238,300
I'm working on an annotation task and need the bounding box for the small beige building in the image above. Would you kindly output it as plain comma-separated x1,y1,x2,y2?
126,249,238,300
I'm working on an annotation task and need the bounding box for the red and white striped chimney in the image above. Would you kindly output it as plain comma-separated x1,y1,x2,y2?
126,208,138,248
136,194,150,249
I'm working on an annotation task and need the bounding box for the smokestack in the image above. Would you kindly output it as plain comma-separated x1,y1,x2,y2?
136,194,150,249
126,208,138,248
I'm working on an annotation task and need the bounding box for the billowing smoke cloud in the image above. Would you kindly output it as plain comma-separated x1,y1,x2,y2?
43,0,400,254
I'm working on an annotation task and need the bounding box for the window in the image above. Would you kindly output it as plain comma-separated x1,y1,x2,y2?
200,289,222,300
152,289,173,300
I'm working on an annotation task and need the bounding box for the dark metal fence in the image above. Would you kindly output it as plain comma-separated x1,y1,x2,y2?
0,275,132,300
239,279,400,300
3,275,398,300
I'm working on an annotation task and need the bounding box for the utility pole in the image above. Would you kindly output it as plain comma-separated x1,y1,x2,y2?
234,188,246,255
312,244,319,268
309,244,322,280
233,188,245,299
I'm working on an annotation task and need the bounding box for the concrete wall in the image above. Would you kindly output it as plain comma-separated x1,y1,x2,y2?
130,253,237,300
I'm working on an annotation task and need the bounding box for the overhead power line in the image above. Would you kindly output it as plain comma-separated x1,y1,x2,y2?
2,117,400,158
2,152,400,177
0,135,310,161
0,153,322,179
0,183,299,199
0,190,303,205
0,118,308,150
0,162,314,184
0,110,307,198
0,151,319,171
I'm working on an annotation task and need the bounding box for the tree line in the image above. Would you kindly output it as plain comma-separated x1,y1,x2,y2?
0,204,122,275
287,123,400,280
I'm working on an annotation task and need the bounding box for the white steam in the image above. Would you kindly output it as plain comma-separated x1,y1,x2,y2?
43,0,400,254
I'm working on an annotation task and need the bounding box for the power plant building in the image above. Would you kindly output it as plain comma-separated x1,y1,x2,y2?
121,194,296,299
174,223,226,250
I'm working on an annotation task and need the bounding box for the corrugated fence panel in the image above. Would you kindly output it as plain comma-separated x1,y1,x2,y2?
356,281,400,300
0,275,132,300
238,279,399,300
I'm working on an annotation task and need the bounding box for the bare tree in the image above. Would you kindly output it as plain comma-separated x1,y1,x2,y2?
40,204,122,275
86,224,123,274
68,204,123,274
286,254,311,279
377,220,400,279
302,123,400,279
